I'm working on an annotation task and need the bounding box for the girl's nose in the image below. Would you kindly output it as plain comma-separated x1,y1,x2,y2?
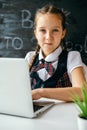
45,31,52,40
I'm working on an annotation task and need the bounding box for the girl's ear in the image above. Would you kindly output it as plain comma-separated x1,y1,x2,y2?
34,30,36,37
34,30,38,40
62,29,66,39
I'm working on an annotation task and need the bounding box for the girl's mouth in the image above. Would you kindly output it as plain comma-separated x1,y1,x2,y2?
44,43,52,45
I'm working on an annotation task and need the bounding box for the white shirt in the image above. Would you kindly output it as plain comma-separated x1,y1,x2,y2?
25,46,87,82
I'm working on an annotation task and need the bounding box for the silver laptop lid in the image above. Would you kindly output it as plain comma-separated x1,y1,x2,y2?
0,58,35,118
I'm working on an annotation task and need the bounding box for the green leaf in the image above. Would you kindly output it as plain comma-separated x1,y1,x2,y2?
81,83,87,116
72,82,87,118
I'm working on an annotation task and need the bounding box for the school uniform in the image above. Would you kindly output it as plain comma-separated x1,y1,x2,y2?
25,46,87,89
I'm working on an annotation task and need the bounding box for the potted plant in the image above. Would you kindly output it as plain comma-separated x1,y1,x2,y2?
72,82,87,130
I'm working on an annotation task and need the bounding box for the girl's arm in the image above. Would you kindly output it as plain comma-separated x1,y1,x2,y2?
32,66,86,101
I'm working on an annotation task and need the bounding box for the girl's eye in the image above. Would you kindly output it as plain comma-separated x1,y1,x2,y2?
53,29,59,32
39,29,46,32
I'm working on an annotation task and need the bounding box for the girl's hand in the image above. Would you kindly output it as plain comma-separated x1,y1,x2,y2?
32,89,43,100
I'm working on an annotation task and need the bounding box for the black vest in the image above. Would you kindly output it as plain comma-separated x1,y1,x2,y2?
30,50,72,89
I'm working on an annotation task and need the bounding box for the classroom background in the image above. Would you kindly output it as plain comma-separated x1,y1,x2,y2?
0,0,87,65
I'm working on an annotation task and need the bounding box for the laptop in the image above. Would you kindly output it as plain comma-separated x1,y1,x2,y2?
0,58,55,118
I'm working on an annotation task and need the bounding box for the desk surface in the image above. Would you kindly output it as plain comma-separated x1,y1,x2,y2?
0,99,79,130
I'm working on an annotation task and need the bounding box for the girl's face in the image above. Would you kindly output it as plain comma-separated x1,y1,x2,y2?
34,14,66,57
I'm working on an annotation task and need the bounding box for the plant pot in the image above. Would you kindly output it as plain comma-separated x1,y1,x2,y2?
77,116,87,130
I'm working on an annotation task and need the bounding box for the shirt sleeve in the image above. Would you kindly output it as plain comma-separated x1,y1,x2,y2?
83,63,87,81
67,51,83,74
25,51,35,64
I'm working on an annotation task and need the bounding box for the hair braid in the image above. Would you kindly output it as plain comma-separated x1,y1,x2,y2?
29,44,40,70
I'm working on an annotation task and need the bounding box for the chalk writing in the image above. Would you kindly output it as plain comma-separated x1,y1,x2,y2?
0,36,23,50
21,9,33,28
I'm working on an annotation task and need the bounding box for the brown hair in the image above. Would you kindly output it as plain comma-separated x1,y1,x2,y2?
29,4,66,70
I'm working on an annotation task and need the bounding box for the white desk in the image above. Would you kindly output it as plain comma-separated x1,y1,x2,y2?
0,100,79,130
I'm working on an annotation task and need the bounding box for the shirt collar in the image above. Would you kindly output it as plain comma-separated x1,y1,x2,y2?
39,46,62,62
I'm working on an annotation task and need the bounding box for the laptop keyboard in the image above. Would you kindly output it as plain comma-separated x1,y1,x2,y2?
33,100,54,112
33,104,44,112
